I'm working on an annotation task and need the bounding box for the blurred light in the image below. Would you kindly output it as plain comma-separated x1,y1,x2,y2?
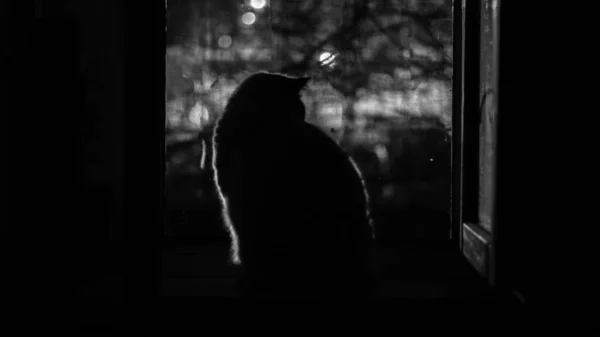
374,144,389,164
250,0,267,9
218,35,233,48
319,51,333,63
239,47,254,60
241,12,256,25
203,33,213,44
188,102,209,128
319,51,336,68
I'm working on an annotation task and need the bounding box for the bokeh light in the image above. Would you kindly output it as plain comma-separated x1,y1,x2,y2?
250,0,267,9
218,35,233,48
319,51,336,67
241,12,256,25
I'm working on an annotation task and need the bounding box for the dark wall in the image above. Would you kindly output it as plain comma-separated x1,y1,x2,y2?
4,0,164,324
494,0,574,305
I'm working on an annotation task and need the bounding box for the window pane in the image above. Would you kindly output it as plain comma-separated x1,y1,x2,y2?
165,0,453,241
478,0,498,233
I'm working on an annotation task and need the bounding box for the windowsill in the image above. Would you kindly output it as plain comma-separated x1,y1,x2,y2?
161,240,488,297
159,240,523,320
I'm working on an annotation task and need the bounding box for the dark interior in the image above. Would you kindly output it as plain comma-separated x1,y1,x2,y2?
3,0,569,324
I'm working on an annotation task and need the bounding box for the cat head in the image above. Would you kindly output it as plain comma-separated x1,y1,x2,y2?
225,71,311,122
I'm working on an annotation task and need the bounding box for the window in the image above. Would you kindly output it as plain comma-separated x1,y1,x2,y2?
164,0,454,243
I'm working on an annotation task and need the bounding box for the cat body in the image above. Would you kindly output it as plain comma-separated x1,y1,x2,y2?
212,72,376,297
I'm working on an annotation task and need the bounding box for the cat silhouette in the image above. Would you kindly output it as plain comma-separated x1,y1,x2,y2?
212,71,377,298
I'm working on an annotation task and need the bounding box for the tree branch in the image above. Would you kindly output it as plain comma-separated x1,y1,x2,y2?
280,0,370,74
365,9,413,67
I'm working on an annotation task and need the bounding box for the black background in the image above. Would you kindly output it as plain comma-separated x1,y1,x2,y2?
1,0,577,325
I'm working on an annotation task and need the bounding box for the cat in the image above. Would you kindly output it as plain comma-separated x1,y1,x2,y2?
212,71,377,298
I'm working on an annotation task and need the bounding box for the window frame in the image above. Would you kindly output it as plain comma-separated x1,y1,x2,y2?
453,0,505,287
